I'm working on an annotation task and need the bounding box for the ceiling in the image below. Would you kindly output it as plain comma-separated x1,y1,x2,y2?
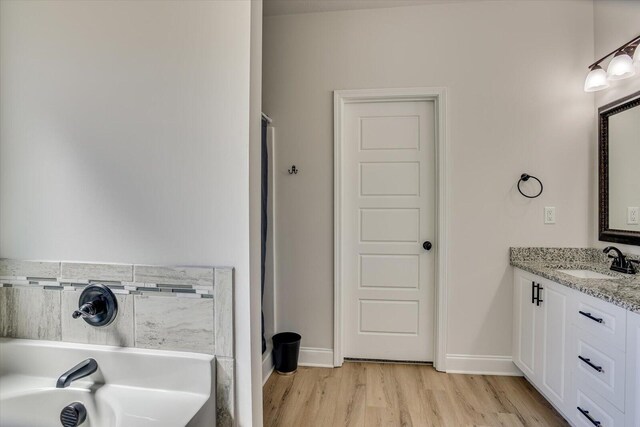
263,0,476,17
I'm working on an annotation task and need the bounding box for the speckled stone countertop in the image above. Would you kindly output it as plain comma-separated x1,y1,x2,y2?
510,248,640,314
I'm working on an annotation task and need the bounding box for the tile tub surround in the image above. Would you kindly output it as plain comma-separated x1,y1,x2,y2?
510,247,640,313
0,259,235,427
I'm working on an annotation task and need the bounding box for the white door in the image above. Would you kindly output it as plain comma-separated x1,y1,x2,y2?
341,99,435,361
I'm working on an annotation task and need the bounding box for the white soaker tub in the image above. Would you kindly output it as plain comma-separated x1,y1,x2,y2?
0,338,215,426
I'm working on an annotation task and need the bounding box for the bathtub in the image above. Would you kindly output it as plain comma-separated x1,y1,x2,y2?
0,338,216,426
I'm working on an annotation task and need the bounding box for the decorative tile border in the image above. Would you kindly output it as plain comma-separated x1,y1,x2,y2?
0,259,220,298
61,262,133,282
0,259,60,279
135,265,214,288
0,259,234,426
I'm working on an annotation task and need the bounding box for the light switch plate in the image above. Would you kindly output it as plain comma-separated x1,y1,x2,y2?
544,207,556,224
628,207,639,225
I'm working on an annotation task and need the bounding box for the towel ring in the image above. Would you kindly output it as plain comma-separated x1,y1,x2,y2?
517,173,543,199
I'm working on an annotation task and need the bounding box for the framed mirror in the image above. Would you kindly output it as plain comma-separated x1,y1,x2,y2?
599,90,640,246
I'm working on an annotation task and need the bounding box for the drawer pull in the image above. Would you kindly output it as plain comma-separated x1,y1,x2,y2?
531,281,536,304
577,407,601,426
536,284,543,306
578,355,604,373
579,311,604,324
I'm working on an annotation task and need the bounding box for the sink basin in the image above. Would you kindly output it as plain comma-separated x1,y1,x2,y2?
0,338,215,426
557,269,615,279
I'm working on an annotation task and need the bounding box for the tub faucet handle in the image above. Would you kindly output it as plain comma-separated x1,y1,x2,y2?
73,284,118,327
72,302,98,319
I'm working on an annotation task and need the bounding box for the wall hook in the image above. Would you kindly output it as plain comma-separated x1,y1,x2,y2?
288,165,298,175
517,173,543,198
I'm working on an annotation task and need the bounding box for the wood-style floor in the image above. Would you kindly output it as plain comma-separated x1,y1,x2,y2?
263,362,569,427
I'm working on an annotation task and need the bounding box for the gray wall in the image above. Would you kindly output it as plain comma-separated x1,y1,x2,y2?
263,0,595,357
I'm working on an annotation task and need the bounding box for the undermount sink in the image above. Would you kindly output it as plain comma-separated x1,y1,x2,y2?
557,269,615,279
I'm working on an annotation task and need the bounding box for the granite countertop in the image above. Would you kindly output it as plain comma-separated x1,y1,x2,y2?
510,248,640,314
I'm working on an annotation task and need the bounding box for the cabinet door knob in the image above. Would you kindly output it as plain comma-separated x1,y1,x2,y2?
423,241,432,251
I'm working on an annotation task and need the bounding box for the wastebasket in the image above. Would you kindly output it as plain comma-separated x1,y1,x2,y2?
272,332,301,375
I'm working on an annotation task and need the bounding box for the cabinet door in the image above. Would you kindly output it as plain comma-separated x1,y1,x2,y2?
513,269,537,378
627,311,640,427
537,279,571,414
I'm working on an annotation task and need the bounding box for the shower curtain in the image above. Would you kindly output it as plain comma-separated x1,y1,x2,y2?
261,117,268,354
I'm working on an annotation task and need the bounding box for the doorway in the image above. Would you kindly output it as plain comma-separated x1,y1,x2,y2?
334,88,448,367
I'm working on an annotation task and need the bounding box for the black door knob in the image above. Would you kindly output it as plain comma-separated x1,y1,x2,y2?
423,241,432,251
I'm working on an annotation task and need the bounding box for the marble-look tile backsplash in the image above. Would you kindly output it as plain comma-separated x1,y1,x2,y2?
0,287,62,340
60,291,135,347
135,295,215,353
0,259,235,427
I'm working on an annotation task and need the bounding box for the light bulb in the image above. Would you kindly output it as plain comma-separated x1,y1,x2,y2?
584,65,609,92
607,50,635,80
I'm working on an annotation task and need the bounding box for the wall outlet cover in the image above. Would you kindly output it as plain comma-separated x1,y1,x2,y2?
628,207,639,225
544,207,556,224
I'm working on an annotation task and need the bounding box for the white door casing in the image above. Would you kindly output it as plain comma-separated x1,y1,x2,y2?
335,88,448,364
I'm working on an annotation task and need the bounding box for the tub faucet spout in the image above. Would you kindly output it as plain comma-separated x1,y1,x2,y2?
56,358,98,388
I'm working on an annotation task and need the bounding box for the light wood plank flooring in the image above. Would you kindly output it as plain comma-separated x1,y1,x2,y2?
263,362,569,426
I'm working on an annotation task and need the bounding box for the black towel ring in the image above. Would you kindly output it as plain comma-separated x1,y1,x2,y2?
517,173,543,199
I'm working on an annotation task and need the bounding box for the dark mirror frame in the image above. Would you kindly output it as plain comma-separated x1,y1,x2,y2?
599,90,640,246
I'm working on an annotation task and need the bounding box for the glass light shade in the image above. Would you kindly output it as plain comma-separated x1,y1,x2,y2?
584,66,609,92
634,46,640,66
607,51,635,80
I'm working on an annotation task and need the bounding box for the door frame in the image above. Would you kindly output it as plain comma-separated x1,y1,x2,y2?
333,87,449,370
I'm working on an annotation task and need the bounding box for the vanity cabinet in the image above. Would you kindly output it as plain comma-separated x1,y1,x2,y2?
512,270,571,414
513,268,640,427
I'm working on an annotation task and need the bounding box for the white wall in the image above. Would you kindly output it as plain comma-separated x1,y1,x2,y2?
0,0,258,424
591,0,640,256
263,0,594,360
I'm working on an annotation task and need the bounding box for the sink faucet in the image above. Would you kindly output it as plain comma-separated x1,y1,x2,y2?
56,358,98,388
603,246,638,274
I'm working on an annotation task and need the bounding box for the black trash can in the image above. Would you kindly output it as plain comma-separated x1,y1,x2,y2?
272,332,301,375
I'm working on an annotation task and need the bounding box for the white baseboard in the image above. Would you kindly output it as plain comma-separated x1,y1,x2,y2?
298,347,334,368
262,349,274,385
445,354,523,376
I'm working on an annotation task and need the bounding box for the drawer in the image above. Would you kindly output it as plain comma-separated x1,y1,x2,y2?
574,387,625,427
572,290,627,350
573,327,626,411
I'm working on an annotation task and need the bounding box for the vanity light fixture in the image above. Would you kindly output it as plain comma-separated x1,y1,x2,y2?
584,34,640,92
607,49,635,80
584,65,609,92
